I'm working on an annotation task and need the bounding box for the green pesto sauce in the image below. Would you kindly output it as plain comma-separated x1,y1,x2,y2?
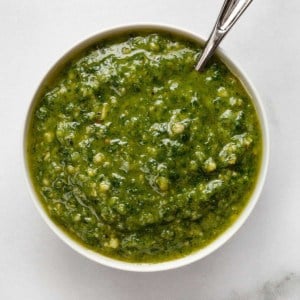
27,32,262,263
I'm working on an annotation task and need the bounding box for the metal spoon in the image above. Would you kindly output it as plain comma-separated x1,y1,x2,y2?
195,0,253,72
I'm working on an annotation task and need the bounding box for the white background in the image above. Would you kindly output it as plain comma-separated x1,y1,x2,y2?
1,0,299,299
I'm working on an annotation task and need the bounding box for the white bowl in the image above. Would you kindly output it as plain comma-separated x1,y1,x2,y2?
23,24,269,272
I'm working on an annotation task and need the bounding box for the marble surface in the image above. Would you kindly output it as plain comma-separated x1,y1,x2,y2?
0,0,299,299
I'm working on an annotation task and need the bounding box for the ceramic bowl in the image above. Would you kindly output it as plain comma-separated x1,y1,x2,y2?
23,24,269,272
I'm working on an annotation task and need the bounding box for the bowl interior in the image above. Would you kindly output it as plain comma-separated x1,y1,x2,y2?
23,24,269,272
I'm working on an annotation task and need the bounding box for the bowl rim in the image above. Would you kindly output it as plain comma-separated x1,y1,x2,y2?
22,23,270,272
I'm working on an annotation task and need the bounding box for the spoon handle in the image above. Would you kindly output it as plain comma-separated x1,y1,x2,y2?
195,0,253,72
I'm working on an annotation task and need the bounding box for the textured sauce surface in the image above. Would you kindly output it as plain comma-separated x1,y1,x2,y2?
28,32,262,262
